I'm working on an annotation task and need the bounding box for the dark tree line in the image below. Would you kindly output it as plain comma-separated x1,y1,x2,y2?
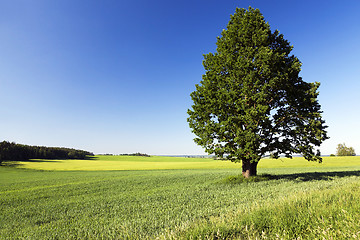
120,153,150,157
98,153,150,157
0,141,94,164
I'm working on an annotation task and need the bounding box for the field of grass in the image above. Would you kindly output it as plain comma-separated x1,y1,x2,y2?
7,155,360,171
1,156,360,239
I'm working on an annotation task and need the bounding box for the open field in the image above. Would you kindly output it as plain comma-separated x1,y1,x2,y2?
6,155,360,171
1,156,360,239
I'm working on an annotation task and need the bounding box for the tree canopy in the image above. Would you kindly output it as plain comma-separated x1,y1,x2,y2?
336,143,356,156
187,7,328,177
0,141,93,164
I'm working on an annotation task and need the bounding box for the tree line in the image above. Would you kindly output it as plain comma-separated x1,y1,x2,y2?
98,153,150,157
120,153,150,157
0,141,94,164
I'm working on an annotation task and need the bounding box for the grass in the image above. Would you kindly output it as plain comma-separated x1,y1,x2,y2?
223,174,274,184
178,180,360,239
6,155,360,171
6,155,236,171
1,156,360,239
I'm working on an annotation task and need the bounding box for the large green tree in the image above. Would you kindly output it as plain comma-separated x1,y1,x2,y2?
187,7,328,178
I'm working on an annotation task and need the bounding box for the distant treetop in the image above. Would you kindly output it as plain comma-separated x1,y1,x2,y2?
336,143,356,156
120,153,150,157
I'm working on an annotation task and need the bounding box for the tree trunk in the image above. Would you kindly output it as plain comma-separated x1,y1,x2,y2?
242,160,258,178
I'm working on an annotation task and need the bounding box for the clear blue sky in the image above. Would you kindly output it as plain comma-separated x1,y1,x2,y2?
1,0,360,155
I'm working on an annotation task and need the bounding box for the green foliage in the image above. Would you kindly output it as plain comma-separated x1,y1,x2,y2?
187,7,328,166
330,154,335,157
336,143,356,156
0,141,93,162
269,153,278,159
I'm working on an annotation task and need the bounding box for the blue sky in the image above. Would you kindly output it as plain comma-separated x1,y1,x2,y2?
1,0,360,155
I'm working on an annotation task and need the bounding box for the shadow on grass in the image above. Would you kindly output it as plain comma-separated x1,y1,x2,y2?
274,170,360,182
0,155,99,168
224,171,360,184
84,156,98,160
0,162,22,168
23,159,61,162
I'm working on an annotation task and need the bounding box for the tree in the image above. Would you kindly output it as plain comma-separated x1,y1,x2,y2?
187,7,328,178
336,143,355,156
0,141,94,163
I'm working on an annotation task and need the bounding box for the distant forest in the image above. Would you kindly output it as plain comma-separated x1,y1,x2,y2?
119,153,150,157
0,141,94,163
99,153,150,157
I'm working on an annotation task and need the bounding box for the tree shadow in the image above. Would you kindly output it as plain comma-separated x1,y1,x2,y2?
23,159,62,162
84,156,98,160
25,155,99,161
0,161,21,167
0,159,62,168
0,156,99,168
267,170,360,182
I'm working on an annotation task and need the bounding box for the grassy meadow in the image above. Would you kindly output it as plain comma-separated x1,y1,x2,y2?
1,155,360,239
6,155,360,171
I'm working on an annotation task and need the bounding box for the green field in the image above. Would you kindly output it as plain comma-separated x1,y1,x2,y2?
1,156,360,239
7,155,360,171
